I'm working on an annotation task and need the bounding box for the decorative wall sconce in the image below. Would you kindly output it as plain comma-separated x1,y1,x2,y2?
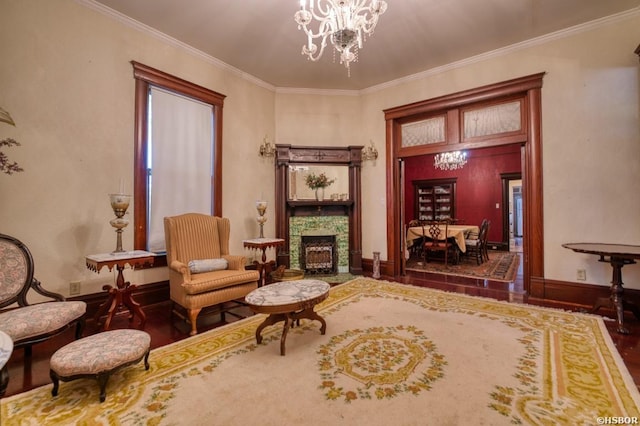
259,135,276,158
362,140,379,161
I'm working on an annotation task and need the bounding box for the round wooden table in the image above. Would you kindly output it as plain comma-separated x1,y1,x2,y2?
563,243,640,334
245,279,330,355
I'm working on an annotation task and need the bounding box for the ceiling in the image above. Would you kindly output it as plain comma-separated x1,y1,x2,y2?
91,0,640,90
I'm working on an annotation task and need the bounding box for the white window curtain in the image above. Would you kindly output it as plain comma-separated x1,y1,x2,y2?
148,87,213,252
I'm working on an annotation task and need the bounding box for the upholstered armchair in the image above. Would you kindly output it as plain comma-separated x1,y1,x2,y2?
0,233,86,395
164,213,260,336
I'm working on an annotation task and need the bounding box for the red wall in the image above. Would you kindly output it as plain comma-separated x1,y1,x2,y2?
404,144,521,243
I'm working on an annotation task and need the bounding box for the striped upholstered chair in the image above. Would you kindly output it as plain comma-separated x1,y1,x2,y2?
164,214,260,336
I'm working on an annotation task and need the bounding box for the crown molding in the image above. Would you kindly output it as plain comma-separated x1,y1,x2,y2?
77,1,638,97
77,0,276,92
361,7,640,95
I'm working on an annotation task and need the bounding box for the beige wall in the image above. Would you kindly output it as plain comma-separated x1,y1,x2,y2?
274,92,361,147
2,1,639,297
1,0,276,296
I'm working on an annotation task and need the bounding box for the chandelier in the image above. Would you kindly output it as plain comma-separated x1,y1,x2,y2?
434,151,467,171
294,0,388,75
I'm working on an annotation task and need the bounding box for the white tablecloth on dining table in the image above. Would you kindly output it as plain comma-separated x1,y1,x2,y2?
406,224,480,253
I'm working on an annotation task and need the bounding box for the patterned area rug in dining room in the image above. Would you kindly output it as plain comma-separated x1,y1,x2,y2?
406,251,520,282
2,278,638,425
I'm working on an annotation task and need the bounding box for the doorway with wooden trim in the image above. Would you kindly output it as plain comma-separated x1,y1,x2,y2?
383,73,545,295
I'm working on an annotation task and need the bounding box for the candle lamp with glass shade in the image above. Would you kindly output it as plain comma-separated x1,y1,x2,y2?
256,200,268,238
109,193,131,253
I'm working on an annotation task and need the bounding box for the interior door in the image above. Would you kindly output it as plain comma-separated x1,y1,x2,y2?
510,183,524,252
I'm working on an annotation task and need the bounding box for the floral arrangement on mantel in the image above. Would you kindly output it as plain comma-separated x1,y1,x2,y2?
0,107,23,175
305,172,335,189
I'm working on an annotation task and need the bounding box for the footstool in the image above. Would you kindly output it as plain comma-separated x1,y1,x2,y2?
50,329,150,402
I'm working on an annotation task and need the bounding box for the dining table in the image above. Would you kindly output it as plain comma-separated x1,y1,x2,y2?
406,224,480,254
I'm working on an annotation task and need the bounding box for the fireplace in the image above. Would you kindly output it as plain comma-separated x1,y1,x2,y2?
274,144,363,275
301,233,338,275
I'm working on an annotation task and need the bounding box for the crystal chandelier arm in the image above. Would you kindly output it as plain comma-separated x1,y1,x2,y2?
296,4,335,61
333,2,350,29
298,4,336,38
303,0,336,24
354,2,385,35
301,31,331,61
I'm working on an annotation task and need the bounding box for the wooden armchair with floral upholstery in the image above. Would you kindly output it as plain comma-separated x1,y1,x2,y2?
164,213,260,336
0,233,86,395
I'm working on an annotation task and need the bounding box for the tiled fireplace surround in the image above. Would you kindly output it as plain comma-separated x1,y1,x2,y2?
289,216,349,273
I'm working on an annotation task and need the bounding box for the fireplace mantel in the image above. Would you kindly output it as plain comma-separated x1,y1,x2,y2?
275,144,363,274
287,200,354,217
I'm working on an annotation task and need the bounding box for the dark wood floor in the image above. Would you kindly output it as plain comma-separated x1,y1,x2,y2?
3,263,640,398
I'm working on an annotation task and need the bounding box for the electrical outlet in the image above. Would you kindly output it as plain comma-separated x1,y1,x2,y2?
576,269,586,281
69,281,81,296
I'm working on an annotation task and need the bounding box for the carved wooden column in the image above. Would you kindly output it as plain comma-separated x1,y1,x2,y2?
275,144,292,267
348,146,363,274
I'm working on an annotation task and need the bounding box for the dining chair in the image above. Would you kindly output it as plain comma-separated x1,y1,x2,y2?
407,219,424,259
482,220,491,262
465,219,488,265
422,220,457,265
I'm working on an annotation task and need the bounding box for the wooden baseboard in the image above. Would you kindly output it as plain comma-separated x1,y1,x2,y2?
362,257,640,314
73,269,640,324
528,278,640,312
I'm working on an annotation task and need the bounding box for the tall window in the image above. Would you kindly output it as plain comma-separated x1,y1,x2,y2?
146,88,214,251
132,62,225,254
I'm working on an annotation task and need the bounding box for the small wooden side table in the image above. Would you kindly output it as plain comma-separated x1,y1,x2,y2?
563,243,640,334
86,250,155,331
243,238,285,287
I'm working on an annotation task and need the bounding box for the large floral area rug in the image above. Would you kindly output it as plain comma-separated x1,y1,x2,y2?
2,278,639,425
406,251,520,282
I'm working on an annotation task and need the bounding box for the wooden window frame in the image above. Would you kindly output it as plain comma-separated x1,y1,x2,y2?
131,61,225,258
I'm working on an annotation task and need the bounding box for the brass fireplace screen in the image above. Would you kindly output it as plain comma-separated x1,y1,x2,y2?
300,235,338,275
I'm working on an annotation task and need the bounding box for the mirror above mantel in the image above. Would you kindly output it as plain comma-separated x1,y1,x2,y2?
288,165,349,201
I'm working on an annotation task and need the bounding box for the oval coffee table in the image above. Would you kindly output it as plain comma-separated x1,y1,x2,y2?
245,279,330,356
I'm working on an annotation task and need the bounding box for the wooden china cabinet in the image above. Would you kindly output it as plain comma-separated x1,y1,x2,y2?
413,178,456,221
274,144,364,275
